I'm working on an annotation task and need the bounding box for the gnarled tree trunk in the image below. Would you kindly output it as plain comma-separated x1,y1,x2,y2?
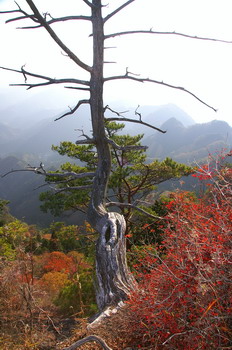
95,212,136,310
87,0,136,312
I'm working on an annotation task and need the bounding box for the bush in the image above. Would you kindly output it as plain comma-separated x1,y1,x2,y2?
128,158,232,349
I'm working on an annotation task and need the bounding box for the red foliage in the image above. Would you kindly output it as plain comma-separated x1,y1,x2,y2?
128,160,232,349
42,251,77,274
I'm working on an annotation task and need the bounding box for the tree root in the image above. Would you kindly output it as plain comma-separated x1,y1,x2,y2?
62,334,113,350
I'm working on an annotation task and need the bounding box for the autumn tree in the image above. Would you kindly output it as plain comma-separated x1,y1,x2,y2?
0,0,226,319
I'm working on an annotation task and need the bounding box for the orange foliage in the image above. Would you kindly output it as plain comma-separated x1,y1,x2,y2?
42,251,77,274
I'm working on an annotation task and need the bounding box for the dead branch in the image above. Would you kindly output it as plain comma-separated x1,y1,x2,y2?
1,165,95,180
64,86,90,91
16,15,91,29
75,133,95,145
62,335,113,350
24,0,92,72
55,99,90,121
3,0,92,72
105,137,148,151
104,74,217,112
0,66,89,90
82,0,96,8
104,103,166,133
135,105,142,120
104,105,129,116
75,140,95,146
105,116,166,133
0,2,38,24
105,29,232,44
104,0,136,23
106,201,163,220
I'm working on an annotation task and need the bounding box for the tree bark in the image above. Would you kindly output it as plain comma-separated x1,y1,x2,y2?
94,212,136,310
87,0,136,312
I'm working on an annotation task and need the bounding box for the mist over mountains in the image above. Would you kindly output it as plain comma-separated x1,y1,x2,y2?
0,101,231,226
145,117,231,164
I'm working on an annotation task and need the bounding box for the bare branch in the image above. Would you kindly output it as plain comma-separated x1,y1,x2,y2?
0,2,38,24
106,137,148,151
17,15,91,29
105,116,166,133
64,86,90,91
1,164,95,180
62,335,113,350
82,0,95,8
0,66,90,90
6,15,34,24
105,29,232,44
75,130,95,145
104,0,135,23
12,0,92,72
104,105,129,116
1,168,36,178
135,105,142,120
104,104,166,133
106,201,163,220
104,74,217,112
55,99,90,121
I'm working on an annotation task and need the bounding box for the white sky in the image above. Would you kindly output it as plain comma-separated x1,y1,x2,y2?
0,0,232,126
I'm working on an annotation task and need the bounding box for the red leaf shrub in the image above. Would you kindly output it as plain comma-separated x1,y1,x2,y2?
128,157,232,349
42,251,77,274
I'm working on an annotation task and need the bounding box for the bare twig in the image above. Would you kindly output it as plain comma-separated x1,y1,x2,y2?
62,335,113,350
4,0,92,72
64,86,90,91
104,105,166,133
17,15,91,29
0,2,37,24
82,0,95,8
0,66,90,90
55,99,90,121
135,105,142,121
105,29,232,44
104,0,135,23
104,74,217,112
1,165,95,180
104,105,129,116
105,116,166,133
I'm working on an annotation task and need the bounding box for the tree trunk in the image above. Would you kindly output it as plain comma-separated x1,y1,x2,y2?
87,0,136,312
94,212,136,310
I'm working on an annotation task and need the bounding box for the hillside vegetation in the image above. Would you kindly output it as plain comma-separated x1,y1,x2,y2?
0,151,231,349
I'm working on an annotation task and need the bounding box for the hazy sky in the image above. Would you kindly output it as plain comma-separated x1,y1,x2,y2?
0,0,232,126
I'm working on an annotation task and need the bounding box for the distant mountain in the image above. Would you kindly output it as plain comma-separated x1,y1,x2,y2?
0,156,48,225
0,122,20,147
123,104,195,136
145,118,232,163
141,103,195,127
0,103,194,159
1,100,231,227
0,156,83,226
0,103,92,159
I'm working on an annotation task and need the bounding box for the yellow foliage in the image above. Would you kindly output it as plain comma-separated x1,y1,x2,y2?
40,271,69,297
